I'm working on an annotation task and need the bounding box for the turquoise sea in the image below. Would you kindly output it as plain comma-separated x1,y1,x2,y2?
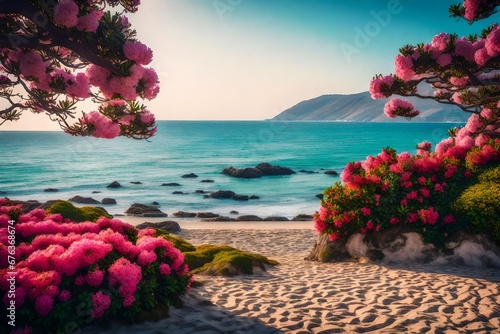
0,121,464,219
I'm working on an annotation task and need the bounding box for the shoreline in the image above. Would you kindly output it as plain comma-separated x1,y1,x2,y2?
81,228,500,334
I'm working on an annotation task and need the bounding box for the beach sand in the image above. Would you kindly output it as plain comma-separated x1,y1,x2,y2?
82,221,500,334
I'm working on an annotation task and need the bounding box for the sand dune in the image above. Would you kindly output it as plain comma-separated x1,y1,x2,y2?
82,229,500,334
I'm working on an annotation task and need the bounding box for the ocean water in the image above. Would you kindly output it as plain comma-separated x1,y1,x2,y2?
0,121,463,219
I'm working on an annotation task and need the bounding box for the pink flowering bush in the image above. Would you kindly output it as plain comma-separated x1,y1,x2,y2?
0,1,157,140
315,129,500,246
0,199,192,333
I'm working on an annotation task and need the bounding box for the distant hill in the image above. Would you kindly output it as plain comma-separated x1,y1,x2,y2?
272,92,469,123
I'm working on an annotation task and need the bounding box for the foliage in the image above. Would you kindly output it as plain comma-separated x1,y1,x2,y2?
369,1,500,139
315,138,500,247
0,0,157,139
0,198,192,334
184,244,279,276
153,229,196,252
45,200,111,222
453,164,500,244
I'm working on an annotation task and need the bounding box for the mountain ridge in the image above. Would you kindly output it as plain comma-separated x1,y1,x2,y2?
272,92,469,123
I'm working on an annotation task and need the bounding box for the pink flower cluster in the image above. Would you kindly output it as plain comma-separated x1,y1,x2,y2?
123,41,153,65
82,111,121,139
383,98,420,118
54,0,104,33
463,0,482,21
0,201,190,321
369,75,394,99
394,54,415,82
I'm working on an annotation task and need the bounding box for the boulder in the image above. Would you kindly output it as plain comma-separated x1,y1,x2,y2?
255,162,295,176
92,191,101,194
237,215,263,221
316,193,324,199
130,181,142,184
292,214,313,221
136,221,181,233
194,190,206,194
200,179,214,183
125,203,168,217
222,167,262,179
101,198,117,205
202,216,236,222
232,194,249,201
209,190,236,199
182,173,198,178
107,181,121,188
230,210,239,215
172,191,184,195
37,200,61,210
324,170,338,176
307,227,500,268
249,195,260,200
10,200,42,213
162,183,181,187
197,212,219,219
68,196,100,204
173,211,197,218
263,216,289,221
151,201,160,205
44,188,59,192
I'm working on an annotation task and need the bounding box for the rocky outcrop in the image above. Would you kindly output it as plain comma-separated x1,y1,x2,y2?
182,173,198,178
162,183,181,187
125,203,168,217
232,194,249,201
197,212,219,219
130,181,142,184
316,194,324,199
306,227,500,268
209,190,236,199
44,188,59,192
101,198,117,205
69,196,100,204
173,211,197,218
222,163,295,179
292,214,314,221
249,195,260,200
324,170,338,176
107,181,121,188
202,216,236,222
172,191,185,195
237,215,263,221
10,200,42,213
136,221,181,233
200,179,214,183
263,216,289,221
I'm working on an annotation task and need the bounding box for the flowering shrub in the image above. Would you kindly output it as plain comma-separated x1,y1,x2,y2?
0,199,192,334
314,129,500,246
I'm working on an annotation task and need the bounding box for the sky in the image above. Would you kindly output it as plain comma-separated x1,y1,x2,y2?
2,0,498,130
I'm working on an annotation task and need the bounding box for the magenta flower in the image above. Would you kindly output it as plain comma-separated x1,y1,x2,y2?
383,98,420,118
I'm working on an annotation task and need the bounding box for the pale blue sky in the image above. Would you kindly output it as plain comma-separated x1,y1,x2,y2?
3,0,497,130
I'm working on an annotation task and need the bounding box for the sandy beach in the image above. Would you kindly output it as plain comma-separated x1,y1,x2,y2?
78,219,500,334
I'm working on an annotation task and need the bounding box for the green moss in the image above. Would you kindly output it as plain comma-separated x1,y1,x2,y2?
453,182,500,244
80,206,112,221
154,229,196,252
45,201,111,222
184,244,279,276
46,201,87,222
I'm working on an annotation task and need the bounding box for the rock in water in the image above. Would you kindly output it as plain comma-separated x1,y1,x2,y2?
107,181,121,188
181,173,198,178
125,203,168,217
101,198,117,205
68,196,100,204
209,190,236,199
255,162,295,176
222,167,262,178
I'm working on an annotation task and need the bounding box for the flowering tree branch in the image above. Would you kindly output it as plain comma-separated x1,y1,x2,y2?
0,0,158,139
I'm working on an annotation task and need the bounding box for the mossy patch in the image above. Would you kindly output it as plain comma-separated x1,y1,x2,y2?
184,244,279,276
153,229,196,252
46,200,111,222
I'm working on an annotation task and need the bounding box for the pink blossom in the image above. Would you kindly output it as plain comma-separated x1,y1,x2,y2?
86,268,105,286
53,0,79,28
35,294,53,316
76,10,103,32
418,207,439,225
19,51,48,81
369,75,394,99
82,111,121,139
138,250,157,266
383,98,419,118
452,92,463,104
407,212,418,223
475,48,491,66
436,53,452,67
480,108,493,120
432,33,451,52
59,290,71,302
159,263,171,276
360,207,371,216
108,258,142,299
66,72,90,98
91,291,111,319
86,65,110,86
453,37,475,61
486,27,500,57
328,233,339,242
390,217,399,225
443,215,455,224
463,0,481,20
139,110,155,125
123,41,153,65
394,54,415,82
449,76,469,87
